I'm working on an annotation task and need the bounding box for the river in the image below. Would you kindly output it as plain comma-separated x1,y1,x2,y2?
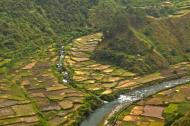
80,77,190,126
58,44,190,126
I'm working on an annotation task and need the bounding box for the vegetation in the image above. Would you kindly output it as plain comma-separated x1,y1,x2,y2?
1,0,190,126
0,0,98,73
171,112,190,126
90,0,190,74
164,102,190,126
115,83,190,126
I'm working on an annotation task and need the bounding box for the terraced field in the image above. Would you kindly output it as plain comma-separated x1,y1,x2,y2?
116,83,190,126
1,33,190,126
0,45,89,126
65,33,190,96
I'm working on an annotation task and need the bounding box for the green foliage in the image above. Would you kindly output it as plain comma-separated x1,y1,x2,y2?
171,112,190,126
69,95,102,126
0,59,11,67
89,0,122,34
163,102,190,126
164,104,178,114
0,0,97,70
91,0,190,74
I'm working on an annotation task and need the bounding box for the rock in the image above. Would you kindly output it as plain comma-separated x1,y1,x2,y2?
59,100,73,110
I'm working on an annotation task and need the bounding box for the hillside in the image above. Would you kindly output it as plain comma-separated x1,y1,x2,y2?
0,1,101,126
91,0,190,74
0,0,97,74
1,0,190,126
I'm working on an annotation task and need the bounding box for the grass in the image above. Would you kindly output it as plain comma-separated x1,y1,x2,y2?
164,104,178,114
0,59,11,67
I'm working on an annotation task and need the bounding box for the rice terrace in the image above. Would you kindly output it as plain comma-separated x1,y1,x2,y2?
0,0,190,126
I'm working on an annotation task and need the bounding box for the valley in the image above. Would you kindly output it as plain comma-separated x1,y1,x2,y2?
1,0,190,126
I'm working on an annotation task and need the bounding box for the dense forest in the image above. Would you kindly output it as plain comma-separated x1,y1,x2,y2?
1,0,190,74
0,0,97,73
1,0,190,126
90,0,190,74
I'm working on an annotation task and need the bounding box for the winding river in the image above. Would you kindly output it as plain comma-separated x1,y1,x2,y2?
58,44,190,126
80,77,190,126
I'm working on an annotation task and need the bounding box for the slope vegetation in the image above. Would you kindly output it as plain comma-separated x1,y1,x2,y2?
0,0,97,73
91,0,190,74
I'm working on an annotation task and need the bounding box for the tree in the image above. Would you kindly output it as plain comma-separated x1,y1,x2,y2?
88,0,122,33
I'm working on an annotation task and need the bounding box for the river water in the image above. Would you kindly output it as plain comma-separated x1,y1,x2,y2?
57,45,70,84
80,77,190,126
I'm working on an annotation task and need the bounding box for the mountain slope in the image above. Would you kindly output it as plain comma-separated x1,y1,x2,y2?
0,0,97,73
90,0,190,74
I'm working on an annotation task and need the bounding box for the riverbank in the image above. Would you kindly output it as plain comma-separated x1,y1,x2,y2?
0,44,100,126
82,77,190,126
114,81,190,126
64,33,190,98
63,33,190,126
105,76,190,125
0,33,189,126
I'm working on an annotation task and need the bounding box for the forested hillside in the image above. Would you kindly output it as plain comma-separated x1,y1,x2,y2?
1,0,190,126
0,0,97,73
1,0,190,74
90,0,190,74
